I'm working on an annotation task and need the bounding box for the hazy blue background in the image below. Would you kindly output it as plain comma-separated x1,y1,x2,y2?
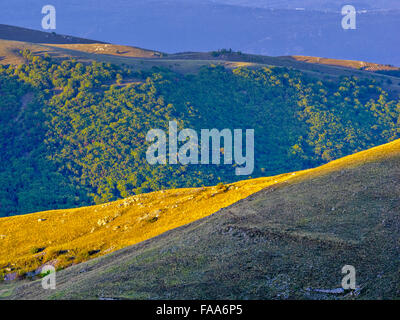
1,0,399,65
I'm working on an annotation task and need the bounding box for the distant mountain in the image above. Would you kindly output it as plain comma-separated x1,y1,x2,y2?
1,0,399,65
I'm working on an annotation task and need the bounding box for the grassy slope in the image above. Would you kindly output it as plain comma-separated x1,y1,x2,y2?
43,43,162,58
2,139,399,299
0,39,254,74
0,24,102,44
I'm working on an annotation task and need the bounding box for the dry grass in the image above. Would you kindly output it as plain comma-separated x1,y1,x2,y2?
0,40,47,65
43,43,162,58
1,138,399,279
0,40,105,66
0,40,249,74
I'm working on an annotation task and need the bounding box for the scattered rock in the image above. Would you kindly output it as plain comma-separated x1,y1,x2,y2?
97,216,115,226
138,209,162,223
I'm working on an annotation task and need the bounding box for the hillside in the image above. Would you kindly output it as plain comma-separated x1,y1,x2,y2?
2,138,399,299
2,24,400,80
0,24,164,68
2,2,400,66
0,24,102,44
0,46,399,217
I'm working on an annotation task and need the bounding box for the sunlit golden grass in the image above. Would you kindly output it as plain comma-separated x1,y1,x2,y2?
1,138,399,278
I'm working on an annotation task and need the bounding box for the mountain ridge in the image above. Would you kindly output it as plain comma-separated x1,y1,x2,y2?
0,22,399,300
0,24,104,44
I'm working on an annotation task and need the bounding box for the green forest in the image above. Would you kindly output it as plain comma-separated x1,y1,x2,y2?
0,50,399,216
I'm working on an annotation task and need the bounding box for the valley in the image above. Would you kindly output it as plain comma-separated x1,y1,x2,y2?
1,137,399,299
0,23,399,300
